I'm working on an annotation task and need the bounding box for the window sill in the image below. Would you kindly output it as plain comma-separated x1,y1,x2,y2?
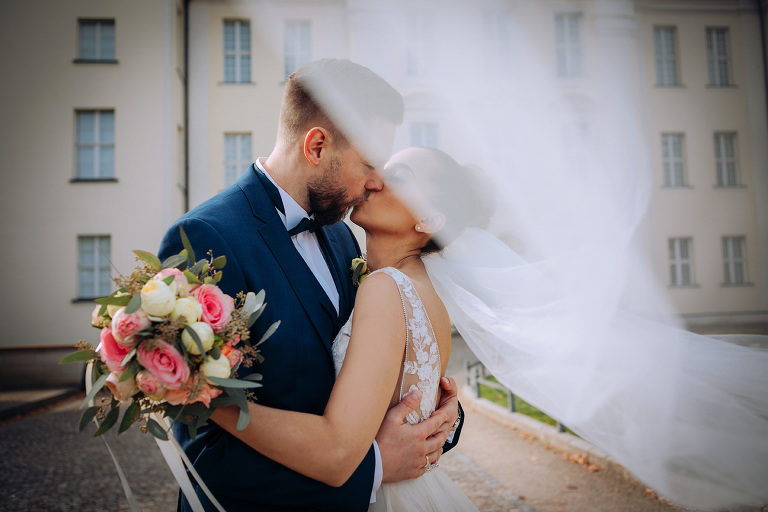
668,284,700,289
654,84,686,89
218,81,256,86
73,58,118,64
721,282,754,288
70,178,118,183
713,184,746,189
71,298,98,304
706,84,738,89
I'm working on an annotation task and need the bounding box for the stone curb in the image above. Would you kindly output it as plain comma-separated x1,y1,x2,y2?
460,386,640,486
0,387,82,422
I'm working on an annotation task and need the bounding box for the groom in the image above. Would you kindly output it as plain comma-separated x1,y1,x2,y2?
158,59,463,511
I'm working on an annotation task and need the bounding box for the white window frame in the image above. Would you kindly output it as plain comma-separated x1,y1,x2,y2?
722,236,747,285
554,12,582,77
75,110,115,179
707,27,732,87
654,26,679,86
78,235,111,299
283,21,311,80
661,133,686,187
410,123,439,148
224,133,252,187
223,20,251,83
78,19,115,61
714,132,738,186
669,237,694,287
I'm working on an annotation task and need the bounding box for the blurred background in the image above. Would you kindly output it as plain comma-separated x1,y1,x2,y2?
0,0,766,391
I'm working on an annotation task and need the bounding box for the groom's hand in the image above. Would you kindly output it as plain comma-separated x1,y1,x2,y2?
376,389,449,483
428,376,460,464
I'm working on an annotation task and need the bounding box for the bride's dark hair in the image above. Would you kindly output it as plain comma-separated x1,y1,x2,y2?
412,147,494,255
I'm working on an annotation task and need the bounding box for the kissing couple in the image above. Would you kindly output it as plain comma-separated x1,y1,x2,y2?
158,58,483,511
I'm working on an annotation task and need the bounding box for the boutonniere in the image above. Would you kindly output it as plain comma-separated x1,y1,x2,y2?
350,256,371,287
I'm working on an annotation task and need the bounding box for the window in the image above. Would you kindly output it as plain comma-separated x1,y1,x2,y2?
405,15,434,76
661,133,686,187
283,21,311,80
722,237,747,285
224,21,251,83
483,12,512,75
669,237,694,287
707,28,731,86
78,20,115,61
654,27,679,86
224,134,252,187
554,13,582,77
78,236,111,299
410,123,438,148
76,110,115,179
714,132,738,186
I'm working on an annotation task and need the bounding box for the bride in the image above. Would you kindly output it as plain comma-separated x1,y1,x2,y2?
212,146,481,511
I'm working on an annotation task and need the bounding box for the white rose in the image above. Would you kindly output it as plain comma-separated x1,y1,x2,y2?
105,372,139,402
140,280,176,317
181,321,214,355
200,354,231,382
106,291,131,318
171,297,203,324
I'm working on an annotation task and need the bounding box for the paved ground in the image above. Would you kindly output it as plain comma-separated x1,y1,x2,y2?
0,335,764,512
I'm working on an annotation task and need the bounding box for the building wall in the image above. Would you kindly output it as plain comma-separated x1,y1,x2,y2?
0,0,186,387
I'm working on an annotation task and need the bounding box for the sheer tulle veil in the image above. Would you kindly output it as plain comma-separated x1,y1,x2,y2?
283,1,768,508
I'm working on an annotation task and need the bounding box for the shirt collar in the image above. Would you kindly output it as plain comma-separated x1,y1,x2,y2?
255,158,314,231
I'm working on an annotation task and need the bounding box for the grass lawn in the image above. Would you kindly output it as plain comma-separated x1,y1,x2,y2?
478,376,576,435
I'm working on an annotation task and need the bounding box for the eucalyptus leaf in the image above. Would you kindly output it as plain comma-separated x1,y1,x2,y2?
118,400,141,434
242,373,263,382
94,405,120,436
204,277,215,285
78,406,100,431
352,263,363,284
209,346,221,360
243,291,257,316
212,272,222,284
81,372,110,408
162,275,175,286
179,226,196,264
98,304,108,317
236,407,251,431
59,350,96,364
247,304,266,329
162,253,188,270
184,325,205,356
119,348,137,368
225,387,248,411
147,418,169,441
183,270,201,284
119,361,140,382
256,320,281,346
124,293,142,315
207,377,262,389
212,255,226,269
94,295,132,307
133,250,162,270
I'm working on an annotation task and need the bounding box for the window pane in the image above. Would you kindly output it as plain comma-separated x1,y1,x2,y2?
681,264,691,285
99,145,114,178
224,22,235,52
679,240,689,259
79,270,94,297
79,22,97,59
79,238,94,265
77,112,95,143
98,237,111,265
734,263,744,283
224,135,236,160
240,135,251,161
224,55,236,82
732,238,743,258
77,147,95,178
240,22,251,52
240,55,251,82
100,111,114,143
100,22,115,59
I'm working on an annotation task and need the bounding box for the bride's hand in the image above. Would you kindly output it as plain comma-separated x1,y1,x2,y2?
376,389,448,482
427,377,460,465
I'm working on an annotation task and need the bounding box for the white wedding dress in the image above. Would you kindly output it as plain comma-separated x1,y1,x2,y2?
332,267,479,512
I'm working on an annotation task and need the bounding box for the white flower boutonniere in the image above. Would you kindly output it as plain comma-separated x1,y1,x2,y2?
350,256,371,287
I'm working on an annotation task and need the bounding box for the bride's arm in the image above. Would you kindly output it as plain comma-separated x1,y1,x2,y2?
211,272,447,487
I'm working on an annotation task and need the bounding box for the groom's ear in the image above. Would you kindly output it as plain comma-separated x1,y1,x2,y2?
416,214,445,234
303,127,329,166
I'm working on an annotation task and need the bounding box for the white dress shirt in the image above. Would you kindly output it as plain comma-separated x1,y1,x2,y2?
255,159,383,502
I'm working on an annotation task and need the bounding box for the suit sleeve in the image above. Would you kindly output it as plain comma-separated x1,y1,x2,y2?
160,218,377,512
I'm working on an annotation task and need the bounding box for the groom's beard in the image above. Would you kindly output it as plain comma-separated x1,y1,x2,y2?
307,157,368,226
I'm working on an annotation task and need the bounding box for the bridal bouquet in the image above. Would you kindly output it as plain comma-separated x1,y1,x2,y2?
62,228,277,440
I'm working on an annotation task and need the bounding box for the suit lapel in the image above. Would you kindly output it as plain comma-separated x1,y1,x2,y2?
317,227,353,328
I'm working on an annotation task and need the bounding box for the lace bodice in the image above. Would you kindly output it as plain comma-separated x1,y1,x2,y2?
332,267,442,425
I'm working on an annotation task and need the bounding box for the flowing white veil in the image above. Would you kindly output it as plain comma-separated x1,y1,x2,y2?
292,1,768,508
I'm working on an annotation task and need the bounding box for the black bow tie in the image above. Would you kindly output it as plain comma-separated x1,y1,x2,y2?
254,165,320,237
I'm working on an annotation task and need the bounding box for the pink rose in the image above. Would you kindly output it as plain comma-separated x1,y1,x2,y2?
220,343,243,369
136,339,190,390
136,370,166,400
153,268,197,297
111,307,151,346
106,372,139,402
99,328,132,372
192,285,234,332
164,379,222,408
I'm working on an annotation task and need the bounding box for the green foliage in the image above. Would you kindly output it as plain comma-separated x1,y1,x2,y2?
212,256,226,269
162,252,188,270
118,400,141,434
124,293,142,314
256,321,280,346
147,418,168,441
94,294,131,307
207,377,262,389
134,250,162,271
79,406,100,431
179,226,196,264
184,325,205,355
81,372,109,409
59,350,96,364
94,405,120,436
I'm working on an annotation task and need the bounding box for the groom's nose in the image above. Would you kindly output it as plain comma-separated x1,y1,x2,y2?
365,172,384,191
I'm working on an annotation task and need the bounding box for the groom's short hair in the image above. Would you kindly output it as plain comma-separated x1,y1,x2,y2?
280,59,404,148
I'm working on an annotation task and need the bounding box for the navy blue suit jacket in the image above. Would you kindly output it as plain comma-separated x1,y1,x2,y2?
158,165,374,511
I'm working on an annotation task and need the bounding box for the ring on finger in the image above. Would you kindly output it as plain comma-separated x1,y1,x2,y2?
424,455,430,469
